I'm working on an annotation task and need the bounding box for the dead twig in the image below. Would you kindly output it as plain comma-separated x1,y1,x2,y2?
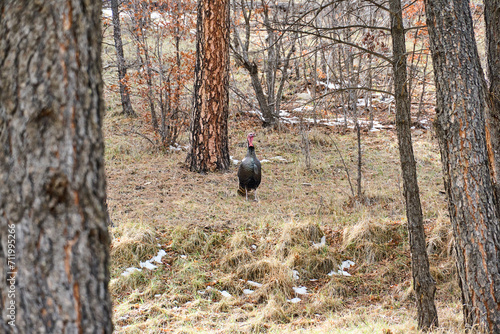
327,133,355,198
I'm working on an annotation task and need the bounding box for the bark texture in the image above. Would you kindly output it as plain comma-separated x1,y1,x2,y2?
111,0,136,117
424,0,500,331
389,0,438,329
484,0,500,205
0,1,112,333
187,0,230,172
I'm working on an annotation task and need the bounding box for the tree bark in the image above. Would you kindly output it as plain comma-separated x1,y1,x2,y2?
111,0,136,117
0,1,112,333
389,0,438,330
484,0,500,209
424,0,500,331
187,0,230,172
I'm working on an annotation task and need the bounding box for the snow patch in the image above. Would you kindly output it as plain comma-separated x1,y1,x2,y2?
328,260,356,277
240,279,263,288
140,260,158,270
230,156,240,165
220,290,232,298
312,236,326,249
293,286,308,295
151,250,167,263
121,249,166,276
121,267,142,277
287,297,302,303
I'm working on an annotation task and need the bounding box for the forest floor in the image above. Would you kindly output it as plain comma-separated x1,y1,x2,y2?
104,104,465,333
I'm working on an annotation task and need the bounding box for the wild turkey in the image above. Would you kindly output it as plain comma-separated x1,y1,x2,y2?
238,133,261,201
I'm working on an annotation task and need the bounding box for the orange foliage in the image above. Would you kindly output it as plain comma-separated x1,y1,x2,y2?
122,0,197,148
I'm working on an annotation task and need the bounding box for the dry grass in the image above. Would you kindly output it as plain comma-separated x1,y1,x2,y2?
96,12,467,333
103,107,464,333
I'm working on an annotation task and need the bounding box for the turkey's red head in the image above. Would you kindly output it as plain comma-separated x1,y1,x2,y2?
247,133,256,147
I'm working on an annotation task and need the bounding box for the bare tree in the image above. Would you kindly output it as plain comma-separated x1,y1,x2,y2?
124,0,195,148
111,0,136,117
0,1,112,332
231,0,297,127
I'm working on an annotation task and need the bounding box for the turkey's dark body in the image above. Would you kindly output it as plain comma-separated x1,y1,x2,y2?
238,134,261,200
238,146,261,195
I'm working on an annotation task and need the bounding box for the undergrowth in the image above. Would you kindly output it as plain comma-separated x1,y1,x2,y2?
104,112,462,333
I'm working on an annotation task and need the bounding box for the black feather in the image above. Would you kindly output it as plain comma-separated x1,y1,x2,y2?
238,135,261,199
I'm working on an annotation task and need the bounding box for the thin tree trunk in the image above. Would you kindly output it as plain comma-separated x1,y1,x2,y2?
111,0,136,117
356,123,362,198
424,0,500,331
390,0,438,330
0,1,112,332
140,22,158,132
416,54,429,123
187,0,230,172
231,0,277,127
263,5,276,114
245,60,276,125
275,34,296,127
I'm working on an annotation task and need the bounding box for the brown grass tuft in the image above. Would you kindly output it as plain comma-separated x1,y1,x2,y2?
222,248,254,270
237,258,291,282
278,222,324,257
426,212,454,259
169,226,209,254
342,219,405,263
110,221,159,272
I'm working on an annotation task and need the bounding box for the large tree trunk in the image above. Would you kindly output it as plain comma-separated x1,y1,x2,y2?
424,0,500,331
187,0,230,172
389,0,438,330
484,0,500,207
111,0,136,117
0,1,112,333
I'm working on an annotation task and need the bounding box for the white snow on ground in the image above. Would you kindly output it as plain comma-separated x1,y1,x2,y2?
220,290,232,298
121,249,167,276
312,236,326,249
230,156,240,165
140,261,157,270
151,250,167,263
328,260,356,277
293,286,308,295
121,267,141,277
241,280,263,288
287,297,302,303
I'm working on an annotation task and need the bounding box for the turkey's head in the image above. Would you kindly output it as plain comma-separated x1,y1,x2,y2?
247,133,256,147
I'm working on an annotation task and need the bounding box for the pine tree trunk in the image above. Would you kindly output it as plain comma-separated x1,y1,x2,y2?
484,0,500,207
187,0,230,172
389,0,438,330
0,1,112,332
424,0,500,331
111,0,136,117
